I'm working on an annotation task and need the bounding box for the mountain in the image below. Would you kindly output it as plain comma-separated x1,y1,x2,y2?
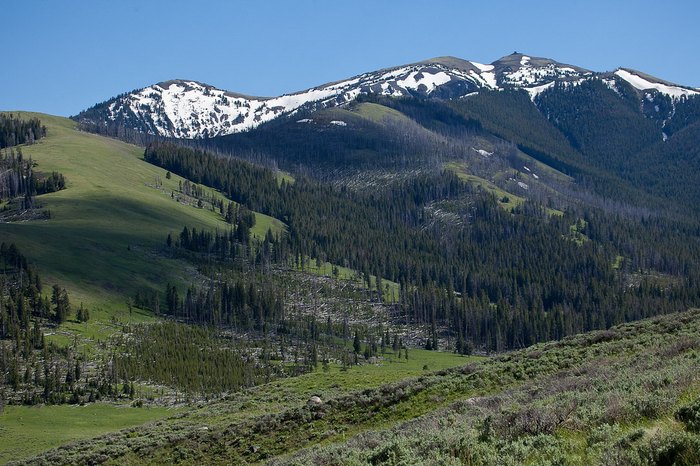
76,52,700,139
76,58,497,138
71,52,700,220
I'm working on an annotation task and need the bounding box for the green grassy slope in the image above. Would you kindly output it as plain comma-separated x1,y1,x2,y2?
445,161,526,211
4,349,470,464
279,313,700,465
0,404,180,464
352,102,414,124
0,113,283,314
18,310,700,465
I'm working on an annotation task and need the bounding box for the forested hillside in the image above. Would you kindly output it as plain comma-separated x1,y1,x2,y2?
145,142,700,352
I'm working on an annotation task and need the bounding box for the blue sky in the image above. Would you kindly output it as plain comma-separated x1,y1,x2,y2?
3,0,699,116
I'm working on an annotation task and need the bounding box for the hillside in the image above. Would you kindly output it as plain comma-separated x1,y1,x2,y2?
1,112,477,462
0,113,283,313
6,103,700,352
17,309,700,465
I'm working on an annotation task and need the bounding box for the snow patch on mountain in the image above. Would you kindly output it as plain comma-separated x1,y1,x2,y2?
380,82,403,97
503,61,585,87
472,147,493,157
471,61,495,72
601,78,620,95
396,71,452,93
614,69,699,100
469,67,498,89
526,81,555,101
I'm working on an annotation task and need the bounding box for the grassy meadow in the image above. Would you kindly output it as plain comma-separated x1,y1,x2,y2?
0,403,180,464
19,310,700,465
1,348,471,464
0,112,283,315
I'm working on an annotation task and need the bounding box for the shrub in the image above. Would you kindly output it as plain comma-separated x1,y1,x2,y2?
368,441,411,465
676,398,700,432
638,432,700,466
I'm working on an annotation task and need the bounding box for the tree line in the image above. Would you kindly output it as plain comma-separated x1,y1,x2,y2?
0,113,46,149
0,243,100,406
0,147,66,208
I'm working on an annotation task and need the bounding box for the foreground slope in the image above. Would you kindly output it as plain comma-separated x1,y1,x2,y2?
18,309,700,465
2,349,469,464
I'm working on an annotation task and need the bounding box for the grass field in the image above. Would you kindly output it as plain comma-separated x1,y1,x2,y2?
0,112,283,316
353,102,412,124
207,348,476,425
445,161,526,211
0,349,471,464
446,160,564,216
275,170,295,185
0,403,180,464
568,218,590,245
273,347,478,398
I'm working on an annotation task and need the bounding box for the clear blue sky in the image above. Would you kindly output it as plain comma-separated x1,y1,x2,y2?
3,0,699,116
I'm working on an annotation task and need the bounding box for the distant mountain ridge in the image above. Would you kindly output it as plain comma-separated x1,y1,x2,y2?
74,52,699,139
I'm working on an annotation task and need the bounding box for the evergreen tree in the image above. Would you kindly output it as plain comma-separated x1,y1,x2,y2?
353,331,361,354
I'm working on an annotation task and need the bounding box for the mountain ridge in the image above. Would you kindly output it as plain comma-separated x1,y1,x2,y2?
74,53,699,139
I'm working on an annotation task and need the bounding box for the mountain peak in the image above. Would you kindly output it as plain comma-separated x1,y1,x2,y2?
154,79,264,100
418,56,478,72
486,53,590,91
492,53,588,73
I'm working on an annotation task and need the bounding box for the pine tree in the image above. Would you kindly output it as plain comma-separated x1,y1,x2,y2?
51,285,69,324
